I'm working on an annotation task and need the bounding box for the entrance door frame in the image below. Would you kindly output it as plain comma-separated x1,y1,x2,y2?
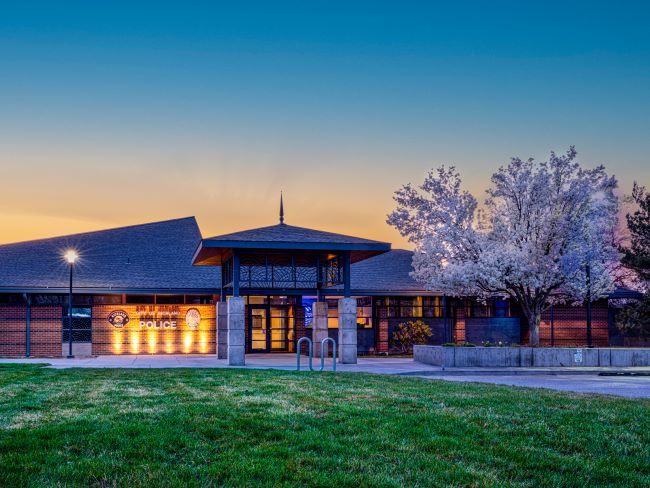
247,303,293,353
248,304,270,353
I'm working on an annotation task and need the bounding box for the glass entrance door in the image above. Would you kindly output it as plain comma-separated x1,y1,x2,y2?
269,306,293,352
248,304,294,353
250,306,268,352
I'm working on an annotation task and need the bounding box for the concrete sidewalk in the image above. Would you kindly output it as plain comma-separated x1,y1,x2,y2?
2,354,649,398
2,354,648,374
416,373,650,398
0,354,442,375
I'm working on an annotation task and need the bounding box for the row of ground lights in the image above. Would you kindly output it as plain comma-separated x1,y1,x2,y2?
112,330,211,354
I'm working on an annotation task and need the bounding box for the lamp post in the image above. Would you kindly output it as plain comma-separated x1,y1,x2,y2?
64,249,78,358
585,262,592,348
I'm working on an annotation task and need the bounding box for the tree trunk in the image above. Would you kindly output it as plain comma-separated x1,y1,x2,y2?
526,311,542,346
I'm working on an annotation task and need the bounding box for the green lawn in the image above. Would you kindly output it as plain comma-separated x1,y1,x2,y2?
0,365,648,487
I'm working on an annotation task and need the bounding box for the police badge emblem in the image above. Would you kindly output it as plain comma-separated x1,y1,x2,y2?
107,310,130,328
185,308,201,330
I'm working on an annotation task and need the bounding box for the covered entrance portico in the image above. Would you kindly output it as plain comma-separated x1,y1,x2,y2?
192,206,390,366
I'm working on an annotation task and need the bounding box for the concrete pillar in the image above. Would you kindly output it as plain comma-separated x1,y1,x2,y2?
216,301,228,359
227,296,245,366
338,297,357,364
312,301,329,357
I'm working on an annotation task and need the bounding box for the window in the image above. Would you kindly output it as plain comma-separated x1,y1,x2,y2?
494,299,511,318
92,295,122,305
423,296,444,318
400,297,422,318
62,307,92,343
155,295,184,304
356,297,373,328
375,296,445,319
126,295,154,304
465,298,512,318
0,294,24,304
185,295,214,304
247,296,267,305
326,299,339,328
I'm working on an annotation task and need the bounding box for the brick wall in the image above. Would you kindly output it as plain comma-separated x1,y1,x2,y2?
376,307,389,353
295,306,309,354
537,302,609,347
0,306,27,357
453,307,466,343
30,306,64,357
92,304,216,355
0,305,63,357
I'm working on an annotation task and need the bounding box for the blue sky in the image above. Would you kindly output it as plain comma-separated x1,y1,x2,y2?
0,1,648,246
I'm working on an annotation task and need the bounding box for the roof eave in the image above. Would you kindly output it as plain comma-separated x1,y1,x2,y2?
0,287,221,295
200,239,390,251
192,240,391,266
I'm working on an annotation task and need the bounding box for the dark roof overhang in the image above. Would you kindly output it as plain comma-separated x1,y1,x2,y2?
192,224,391,265
193,240,390,265
607,287,644,300
0,287,220,295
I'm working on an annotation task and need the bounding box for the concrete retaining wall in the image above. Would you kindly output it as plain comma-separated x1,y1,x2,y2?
413,345,650,367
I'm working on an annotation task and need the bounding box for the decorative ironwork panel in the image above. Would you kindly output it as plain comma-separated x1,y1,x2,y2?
321,256,343,287
270,254,293,288
241,254,269,288
237,253,321,289
294,255,318,288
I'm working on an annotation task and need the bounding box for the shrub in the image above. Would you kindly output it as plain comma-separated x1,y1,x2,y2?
391,320,433,353
617,296,650,339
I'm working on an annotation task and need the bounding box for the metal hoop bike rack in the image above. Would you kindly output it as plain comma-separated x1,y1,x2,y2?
296,337,337,372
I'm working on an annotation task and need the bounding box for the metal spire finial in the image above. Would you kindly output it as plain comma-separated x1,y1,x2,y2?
279,191,285,224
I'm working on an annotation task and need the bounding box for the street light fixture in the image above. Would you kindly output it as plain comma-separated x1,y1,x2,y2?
63,249,78,358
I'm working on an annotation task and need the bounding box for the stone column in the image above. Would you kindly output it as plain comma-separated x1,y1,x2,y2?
216,301,228,359
338,297,357,364
227,296,245,366
312,301,329,358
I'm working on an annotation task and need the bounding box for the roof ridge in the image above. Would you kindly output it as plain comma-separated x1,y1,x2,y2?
206,222,389,244
0,216,198,248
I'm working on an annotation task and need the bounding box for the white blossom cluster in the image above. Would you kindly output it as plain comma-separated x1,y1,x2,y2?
388,148,620,343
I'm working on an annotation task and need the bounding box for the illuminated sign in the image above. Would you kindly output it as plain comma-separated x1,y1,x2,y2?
185,308,201,330
107,310,130,328
136,305,180,329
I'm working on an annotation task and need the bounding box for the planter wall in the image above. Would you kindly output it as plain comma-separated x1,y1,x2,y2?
413,345,650,367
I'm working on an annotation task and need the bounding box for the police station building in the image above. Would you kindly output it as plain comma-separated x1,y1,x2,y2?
0,214,637,364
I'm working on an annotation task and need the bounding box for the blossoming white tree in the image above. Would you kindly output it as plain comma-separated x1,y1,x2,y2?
388,148,620,345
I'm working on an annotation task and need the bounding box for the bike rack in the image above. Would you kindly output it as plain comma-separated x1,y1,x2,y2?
319,337,337,372
296,337,313,371
296,337,337,372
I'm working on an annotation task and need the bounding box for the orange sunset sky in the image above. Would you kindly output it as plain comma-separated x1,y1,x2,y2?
1,3,648,249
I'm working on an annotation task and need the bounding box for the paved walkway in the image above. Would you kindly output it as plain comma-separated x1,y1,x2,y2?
2,354,649,398
411,372,650,399
0,354,440,375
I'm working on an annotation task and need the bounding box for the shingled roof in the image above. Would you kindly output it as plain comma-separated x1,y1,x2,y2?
348,249,424,293
193,223,391,265
0,218,636,298
0,217,220,293
204,223,387,245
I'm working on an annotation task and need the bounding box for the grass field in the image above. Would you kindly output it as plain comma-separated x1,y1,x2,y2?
0,364,648,487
